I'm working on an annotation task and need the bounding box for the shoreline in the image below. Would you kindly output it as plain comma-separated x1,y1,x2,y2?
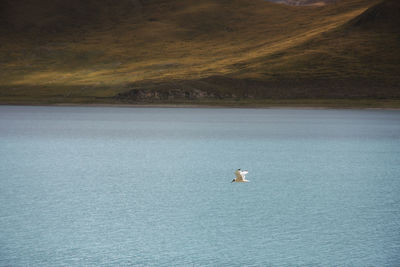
1,100,400,110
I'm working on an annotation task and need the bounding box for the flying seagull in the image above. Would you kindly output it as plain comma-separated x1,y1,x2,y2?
231,169,249,183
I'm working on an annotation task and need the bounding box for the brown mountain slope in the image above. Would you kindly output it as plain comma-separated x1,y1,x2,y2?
272,0,338,6
0,0,141,33
0,0,398,105
346,0,400,29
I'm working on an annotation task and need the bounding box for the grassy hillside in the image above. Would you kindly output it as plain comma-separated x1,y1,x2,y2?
0,0,399,106
271,0,338,6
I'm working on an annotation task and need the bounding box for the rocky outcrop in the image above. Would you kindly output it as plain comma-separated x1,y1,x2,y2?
116,88,218,101
115,76,400,103
115,77,246,102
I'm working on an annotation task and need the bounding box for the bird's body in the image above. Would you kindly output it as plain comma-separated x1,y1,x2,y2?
232,169,249,182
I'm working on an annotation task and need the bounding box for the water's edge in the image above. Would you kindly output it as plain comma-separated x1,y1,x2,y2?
2,100,400,110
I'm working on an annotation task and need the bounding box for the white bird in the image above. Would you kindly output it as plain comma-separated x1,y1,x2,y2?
231,169,249,183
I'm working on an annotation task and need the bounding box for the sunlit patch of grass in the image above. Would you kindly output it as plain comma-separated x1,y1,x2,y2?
1,0,398,105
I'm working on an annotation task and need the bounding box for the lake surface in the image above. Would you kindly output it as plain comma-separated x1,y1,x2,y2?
1,106,400,266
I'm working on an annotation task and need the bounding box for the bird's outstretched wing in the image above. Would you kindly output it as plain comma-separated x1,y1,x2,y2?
240,171,248,179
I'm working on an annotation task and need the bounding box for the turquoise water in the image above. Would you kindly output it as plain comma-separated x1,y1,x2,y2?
1,106,400,266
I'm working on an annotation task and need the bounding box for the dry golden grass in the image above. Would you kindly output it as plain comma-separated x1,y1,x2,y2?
0,0,398,104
